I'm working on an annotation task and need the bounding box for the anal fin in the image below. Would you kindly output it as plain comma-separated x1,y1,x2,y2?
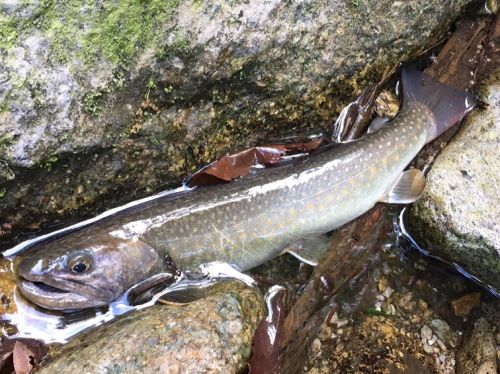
379,169,425,204
284,234,331,266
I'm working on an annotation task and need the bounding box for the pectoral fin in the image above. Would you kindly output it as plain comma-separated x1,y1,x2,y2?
284,234,331,266
379,169,425,204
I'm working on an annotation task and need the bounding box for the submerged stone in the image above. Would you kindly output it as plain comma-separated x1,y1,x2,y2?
37,281,264,373
410,72,500,291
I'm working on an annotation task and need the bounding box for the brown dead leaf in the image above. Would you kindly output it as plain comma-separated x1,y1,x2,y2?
187,138,325,187
0,339,47,374
247,287,291,374
187,146,285,187
268,137,325,154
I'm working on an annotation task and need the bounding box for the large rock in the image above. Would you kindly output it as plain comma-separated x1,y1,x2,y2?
456,317,497,374
0,0,477,225
37,281,264,373
410,72,500,291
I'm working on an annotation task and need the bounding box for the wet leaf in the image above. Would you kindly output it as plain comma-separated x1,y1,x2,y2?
0,339,47,374
268,137,325,154
187,138,325,187
247,286,291,374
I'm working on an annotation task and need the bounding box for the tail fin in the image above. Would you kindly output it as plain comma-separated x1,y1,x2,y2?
401,68,477,142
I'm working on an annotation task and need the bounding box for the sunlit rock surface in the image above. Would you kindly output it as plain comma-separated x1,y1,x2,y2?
37,281,264,373
0,0,477,226
410,72,500,291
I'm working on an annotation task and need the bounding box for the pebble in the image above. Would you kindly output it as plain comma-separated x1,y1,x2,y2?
439,354,446,364
318,325,332,341
390,304,396,315
428,335,437,346
430,319,451,341
423,343,434,354
311,338,322,355
378,278,388,292
337,319,348,328
450,292,481,318
436,338,447,351
421,325,433,340
382,287,393,298
328,312,338,325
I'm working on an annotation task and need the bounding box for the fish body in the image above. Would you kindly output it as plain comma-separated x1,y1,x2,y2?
16,70,476,310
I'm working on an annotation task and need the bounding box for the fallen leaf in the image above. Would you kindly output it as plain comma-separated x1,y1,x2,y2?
247,286,291,374
0,339,47,374
187,138,325,187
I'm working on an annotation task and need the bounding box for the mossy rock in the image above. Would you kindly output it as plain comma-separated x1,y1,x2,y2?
0,0,477,226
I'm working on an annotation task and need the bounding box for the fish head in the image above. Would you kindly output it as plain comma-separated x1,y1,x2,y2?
17,233,163,311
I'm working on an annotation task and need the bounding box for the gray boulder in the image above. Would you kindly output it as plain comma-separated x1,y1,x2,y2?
456,317,497,374
0,0,477,225
410,72,500,291
37,281,264,373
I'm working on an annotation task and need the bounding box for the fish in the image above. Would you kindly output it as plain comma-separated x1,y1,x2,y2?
16,69,476,310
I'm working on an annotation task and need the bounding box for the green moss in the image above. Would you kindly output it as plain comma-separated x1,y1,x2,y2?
0,99,9,113
82,90,105,115
0,14,18,49
350,0,361,9
364,307,389,317
0,134,14,152
41,153,59,171
7,0,182,69
154,29,187,61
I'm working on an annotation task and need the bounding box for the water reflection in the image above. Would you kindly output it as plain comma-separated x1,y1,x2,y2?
396,207,499,298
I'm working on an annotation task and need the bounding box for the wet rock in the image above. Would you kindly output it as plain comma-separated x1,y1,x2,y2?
456,317,497,374
374,90,399,119
37,281,264,374
421,325,433,340
450,292,481,318
430,319,453,343
0,0,477,227
410,72,500,290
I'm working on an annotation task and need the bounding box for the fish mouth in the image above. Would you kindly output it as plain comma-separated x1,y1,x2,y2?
28,281,71,294
18,276,113,311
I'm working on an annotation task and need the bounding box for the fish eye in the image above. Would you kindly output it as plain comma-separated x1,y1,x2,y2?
69,257,91,274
